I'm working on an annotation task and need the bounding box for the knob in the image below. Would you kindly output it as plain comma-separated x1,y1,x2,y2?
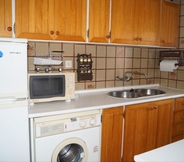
89,117,96,126
58,68,62,72
7,26,12,31
56,31,60,35
45,68,50,73
139,37,142,41
80,120,86,127
50,30,54,35
106,35,110,39
135,37,139,41
150,106,154,110
35,67,40,72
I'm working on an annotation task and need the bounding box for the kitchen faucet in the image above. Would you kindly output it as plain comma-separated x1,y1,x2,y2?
115,71,148,82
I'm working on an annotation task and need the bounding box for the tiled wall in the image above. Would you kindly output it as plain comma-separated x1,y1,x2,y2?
27,0,184,91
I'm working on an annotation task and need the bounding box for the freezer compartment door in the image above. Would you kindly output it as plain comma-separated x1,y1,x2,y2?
0,40,27,94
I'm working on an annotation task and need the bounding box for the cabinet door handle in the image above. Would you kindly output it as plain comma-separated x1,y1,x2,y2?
50,30,54,35
135,37,139,41
139,37,142,41
56,31,60,35
106,35,110,39
150,106,154,110
153,106,158,110
7,26,12,32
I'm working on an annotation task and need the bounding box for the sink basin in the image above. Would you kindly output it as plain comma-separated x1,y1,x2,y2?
107,89,166,98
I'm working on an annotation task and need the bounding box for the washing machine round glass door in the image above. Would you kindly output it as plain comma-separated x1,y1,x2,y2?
52,138,88,162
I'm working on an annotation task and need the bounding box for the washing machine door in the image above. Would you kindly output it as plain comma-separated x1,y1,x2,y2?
52,138,88,162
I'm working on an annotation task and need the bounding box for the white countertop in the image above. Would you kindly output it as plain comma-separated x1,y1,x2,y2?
134,139,184,162
28,84,184,118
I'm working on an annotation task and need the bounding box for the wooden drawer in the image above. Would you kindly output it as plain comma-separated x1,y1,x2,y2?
175,98,184,111
172,123,184,137
172,134,184,142
173,111,184,124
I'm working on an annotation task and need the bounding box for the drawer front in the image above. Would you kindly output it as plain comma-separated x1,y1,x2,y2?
173,111,184,124
172,134,184,142
172,123,184,137
175,98,184,111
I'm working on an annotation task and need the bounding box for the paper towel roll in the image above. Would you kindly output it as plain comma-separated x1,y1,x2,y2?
160,60,179,72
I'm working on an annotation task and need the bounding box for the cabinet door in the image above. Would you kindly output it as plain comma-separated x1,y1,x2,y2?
101,107,123,162
88,0,110,43
123,102,158,162
0,0,12,37
155,99,173,148
16,0,54,40
111,0,138,44
160,0,179,47
138,0,161,46
54,0,86,41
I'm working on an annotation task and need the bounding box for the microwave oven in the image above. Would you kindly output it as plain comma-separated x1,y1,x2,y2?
28,72,75,103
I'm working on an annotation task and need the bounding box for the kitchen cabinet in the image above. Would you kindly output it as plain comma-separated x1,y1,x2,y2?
160,0,179,47
111,0,161,46
15,0,86,41
88,0,110,43
101,107,123,162
123,99,173,162
172,97,184,142
0,0,12,37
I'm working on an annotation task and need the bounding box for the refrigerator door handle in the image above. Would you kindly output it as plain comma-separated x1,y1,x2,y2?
0,97,27,102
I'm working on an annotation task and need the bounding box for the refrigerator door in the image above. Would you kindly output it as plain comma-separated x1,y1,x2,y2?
0,38,27,95
0,101,30,162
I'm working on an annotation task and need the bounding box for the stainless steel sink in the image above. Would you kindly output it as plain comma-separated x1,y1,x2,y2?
107,88,166,98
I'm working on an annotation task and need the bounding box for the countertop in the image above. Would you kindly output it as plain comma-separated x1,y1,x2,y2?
28,84,184,118
134,139,184,162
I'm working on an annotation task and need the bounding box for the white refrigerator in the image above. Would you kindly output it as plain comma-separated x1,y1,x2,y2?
0,38,30,161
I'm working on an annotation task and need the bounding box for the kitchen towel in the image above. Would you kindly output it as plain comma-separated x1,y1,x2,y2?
160,60,179,72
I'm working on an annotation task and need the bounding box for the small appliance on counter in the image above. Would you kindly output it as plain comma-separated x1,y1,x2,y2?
28,71,75,103
0,38,30,161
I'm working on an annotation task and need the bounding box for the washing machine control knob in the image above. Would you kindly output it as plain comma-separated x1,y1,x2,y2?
79,120,86,127
89,117,96,126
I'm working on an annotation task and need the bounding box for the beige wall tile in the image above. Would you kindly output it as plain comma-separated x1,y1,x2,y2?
168,80,177,88
107,58,115,69
124,58,132,68
106,70,115,80
134,48,141,57
97,58,105,69
63,43,74,56
141,48,149,58
106,81,115,88
96,82,106,89
28,57,34,71
177,81,184,90
177,70,184,80
148,49,156,58
107,46,116,57
116,58,124,68
75,44,85,54
133,59,140,68
35,42,49,55
50,43,62,52
116,46,125,57
86,45,96,56
125,47,133,57
148,59,155,68
141,59,148,68
97,46,106,57
96,70,105,81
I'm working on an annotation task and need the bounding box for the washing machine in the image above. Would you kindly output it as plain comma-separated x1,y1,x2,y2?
30,110,101,162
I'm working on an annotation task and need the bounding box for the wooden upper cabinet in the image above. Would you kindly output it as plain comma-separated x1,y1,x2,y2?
111,0,160,46
16,0,54,39
123,99,173,162
0,0,12,37
54,0,86,41
88,0,110,43
161,0,179,47
138,0,161,46
16,0,86,41
111,0,137,44
101,107,123,162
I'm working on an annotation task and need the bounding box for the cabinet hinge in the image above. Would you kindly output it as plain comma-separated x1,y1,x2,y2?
13,23,16,34
87,29,89,38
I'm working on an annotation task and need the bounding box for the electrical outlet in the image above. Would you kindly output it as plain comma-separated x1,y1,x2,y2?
65,60,72,68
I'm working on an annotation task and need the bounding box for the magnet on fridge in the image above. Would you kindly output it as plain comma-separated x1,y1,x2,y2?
0,51,3,58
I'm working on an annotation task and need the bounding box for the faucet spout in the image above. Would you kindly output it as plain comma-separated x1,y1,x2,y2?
115,71,147,82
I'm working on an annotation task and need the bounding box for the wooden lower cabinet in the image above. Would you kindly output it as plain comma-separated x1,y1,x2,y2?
101,107,123,162
172,97,184,142
123,99,173,162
